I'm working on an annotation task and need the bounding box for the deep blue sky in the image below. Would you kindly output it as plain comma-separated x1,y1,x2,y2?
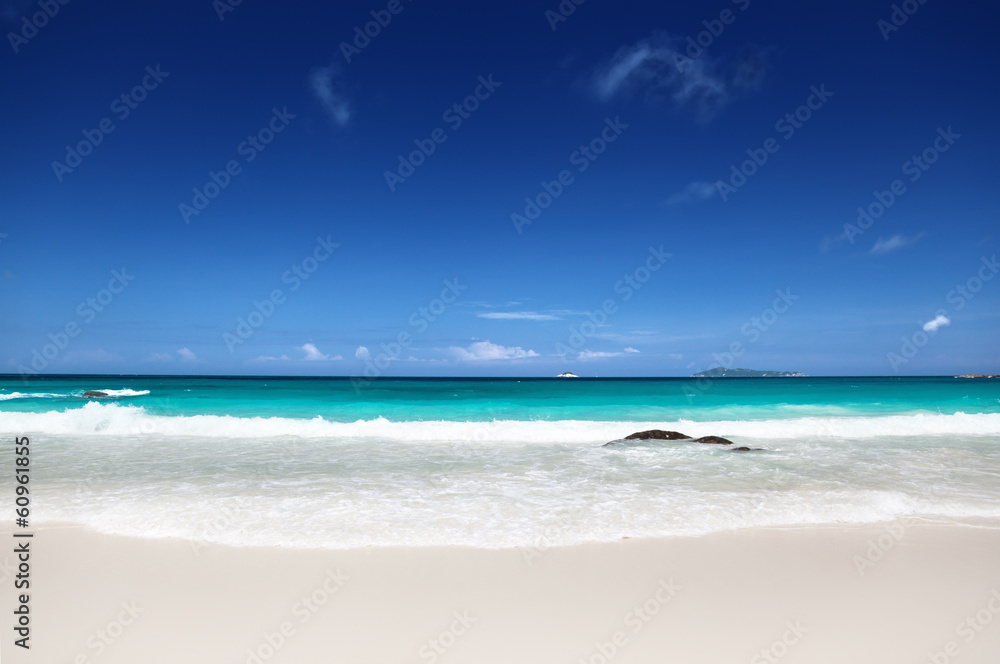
2,0,998,377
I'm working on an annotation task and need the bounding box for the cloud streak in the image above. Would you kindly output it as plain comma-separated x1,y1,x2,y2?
450,340,539,361
477,311,561,321
590,31,764,121
665,181,716,206
870,232,925,255
309,65,352,127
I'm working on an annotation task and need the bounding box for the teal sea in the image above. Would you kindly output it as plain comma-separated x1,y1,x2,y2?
2,375,999,548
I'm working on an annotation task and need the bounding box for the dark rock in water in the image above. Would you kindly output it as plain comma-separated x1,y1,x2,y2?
604,430,764,450
693,435,734,445
624,430,691,441
603,429,693,447
83,390,108,398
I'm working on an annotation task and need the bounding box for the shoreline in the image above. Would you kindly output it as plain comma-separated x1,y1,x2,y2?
4,520,1000,662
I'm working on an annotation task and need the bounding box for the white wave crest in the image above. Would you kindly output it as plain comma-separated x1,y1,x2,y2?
2,403,1000,442
88,389,151,397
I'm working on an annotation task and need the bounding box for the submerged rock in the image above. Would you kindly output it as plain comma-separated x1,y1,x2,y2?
603,430,692,447
82,390,108,398
693,435,734,445
624,430,691,441
604,430,765,452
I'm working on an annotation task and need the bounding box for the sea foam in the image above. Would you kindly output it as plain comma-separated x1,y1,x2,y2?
2,402,999,442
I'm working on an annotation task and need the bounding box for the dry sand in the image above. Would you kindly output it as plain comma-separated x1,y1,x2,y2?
2,520,1000,663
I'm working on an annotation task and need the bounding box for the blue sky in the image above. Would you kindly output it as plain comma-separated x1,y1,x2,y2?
2,0,998,377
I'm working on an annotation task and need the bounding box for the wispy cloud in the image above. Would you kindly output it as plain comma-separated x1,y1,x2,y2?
870,232,925,255
665,181,716,206
301,343,341,361
578,350,623,360
624,347,640,353
64,349,120,363
477,311,561,321
309,65,352,127
142,352,174,363
252,354,292,362
355,346,370,359
922,314,951,333
819,232,848,253
590,31,764,121
177,347,198,362
450,340,539,361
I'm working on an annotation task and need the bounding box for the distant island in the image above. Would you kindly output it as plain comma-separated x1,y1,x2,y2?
691,368,808,378
556,372,579,378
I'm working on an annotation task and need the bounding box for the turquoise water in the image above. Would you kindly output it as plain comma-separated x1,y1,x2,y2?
1,375,999,548
2,375,999,421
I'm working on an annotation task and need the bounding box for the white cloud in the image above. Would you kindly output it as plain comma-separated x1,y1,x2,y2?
450,340,539,361
177,348,198,362
870,232,925,255
477,311,560,321
624,347,640,353
309,65,352,127
578,350,623,360
355,346,370,360
922,314,951,333
301,343,341,361
251,355,291,362
665,181,716,206
142,352,174,363
591,32,764,121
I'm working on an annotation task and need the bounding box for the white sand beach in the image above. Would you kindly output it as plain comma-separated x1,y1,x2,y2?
4,520,999,663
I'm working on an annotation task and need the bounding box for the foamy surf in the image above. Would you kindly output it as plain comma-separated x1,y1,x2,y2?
2,402,999,442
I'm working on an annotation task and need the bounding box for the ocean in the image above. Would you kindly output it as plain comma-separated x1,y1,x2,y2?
2,375,999,549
